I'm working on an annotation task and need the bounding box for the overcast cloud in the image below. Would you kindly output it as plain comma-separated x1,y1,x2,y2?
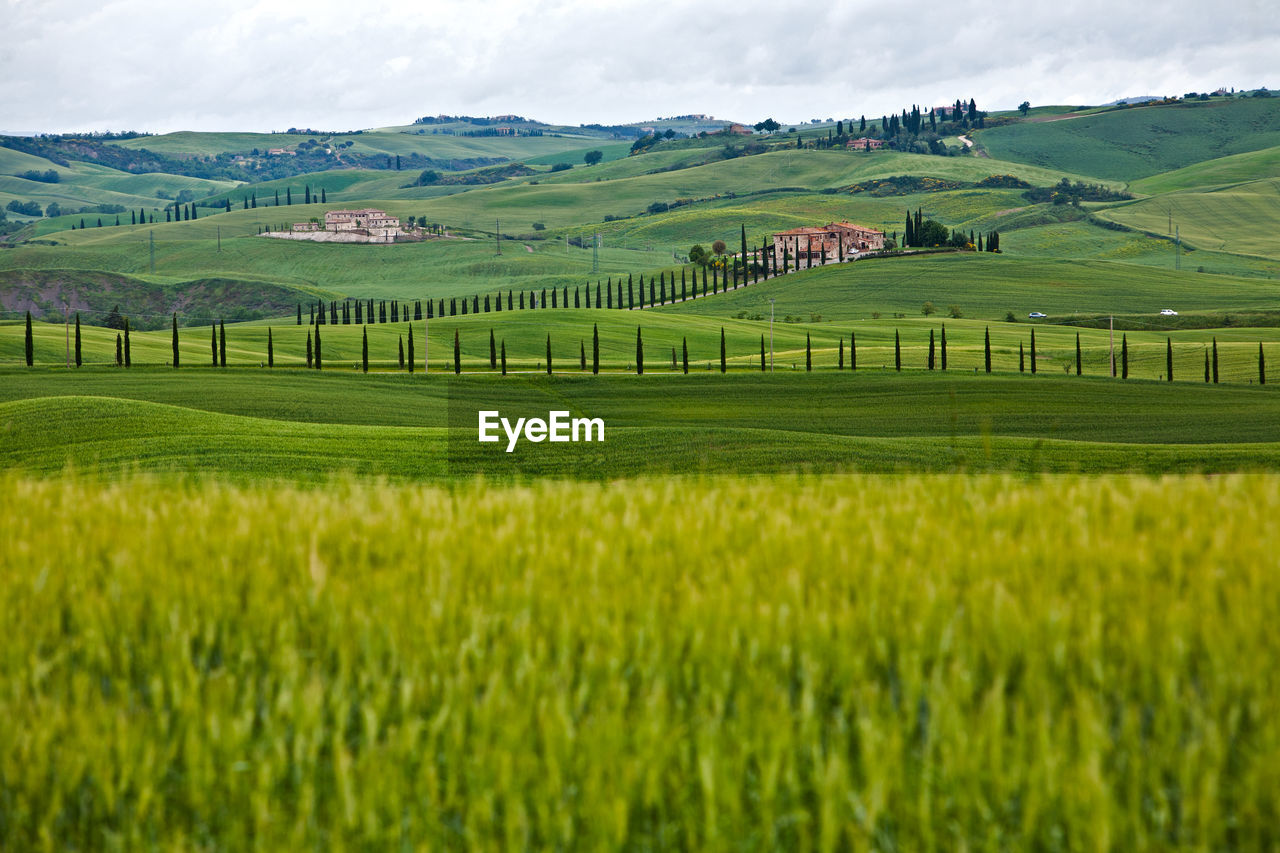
1,0,1275,133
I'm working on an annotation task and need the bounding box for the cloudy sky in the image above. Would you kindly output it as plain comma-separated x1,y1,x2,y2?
1,0,1275,134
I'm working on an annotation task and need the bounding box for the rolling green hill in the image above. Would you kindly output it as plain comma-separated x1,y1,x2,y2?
975,97,1280,182
1095,179,1280,259
1129,145,1280,194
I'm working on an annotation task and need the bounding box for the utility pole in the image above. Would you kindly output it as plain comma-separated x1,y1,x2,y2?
769,298,776,373
1175,225,1180,271
149,230,155,274
495,219,501,255
592,232,599,274
217,225,221,253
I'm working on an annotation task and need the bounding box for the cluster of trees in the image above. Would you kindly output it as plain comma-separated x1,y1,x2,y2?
903,209,1002,251
1023,178,1132,205
17,169,59,183
303,299,424,326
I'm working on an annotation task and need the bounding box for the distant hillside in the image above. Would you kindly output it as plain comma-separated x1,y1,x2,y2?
975,96,1280,181
0,269,322,329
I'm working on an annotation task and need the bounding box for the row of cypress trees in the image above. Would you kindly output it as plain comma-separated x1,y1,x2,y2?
18,313,1270,383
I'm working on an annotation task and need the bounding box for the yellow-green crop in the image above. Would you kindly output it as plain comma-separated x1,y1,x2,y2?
2,473,1278,849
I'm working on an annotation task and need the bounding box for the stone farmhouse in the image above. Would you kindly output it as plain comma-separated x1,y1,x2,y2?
772,222,885,265
847,137,884,150
274,208,408,243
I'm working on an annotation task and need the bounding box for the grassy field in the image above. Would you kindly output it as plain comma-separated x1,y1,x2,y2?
1129,145,1280,194
975,97,1280,182
2,369,1278,478
2,472,1278,848
1095,179,1280,258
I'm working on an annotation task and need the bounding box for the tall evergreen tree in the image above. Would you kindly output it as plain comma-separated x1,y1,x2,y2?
1076,333,1082,375
928,329,935,370
74,313,82,367
407,326,415,373
1205,349,1211,383
838,337,844,370
940,325,948,370
123,319,131,367
984,327,992,373
399,335,405,369
268,327,274,367
362,326,369,372
24,311,33,366
851,332,857,371
171,313,179,368
806,332,812,371
591,323,600,374
1260,343,1266,385
321,188,327,203
297,303,302,325
1122,334,1128,379
1167,338,1173,381
894,330,901,371
314,325,321,369
720,327,727,373
1030,329,1037,374
1019,341,1025,372
116,333,123,366
1212,338,1219,383
636,326,644,374
287,188,292,205
454,330,461,374
306,330,312,368
500,340,507,375
490,329,497,369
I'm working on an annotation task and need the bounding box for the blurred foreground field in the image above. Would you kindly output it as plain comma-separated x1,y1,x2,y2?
2,473,1278,849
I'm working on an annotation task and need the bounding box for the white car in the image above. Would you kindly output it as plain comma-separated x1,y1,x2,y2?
1160,309,1178,316
1028,312,1047,319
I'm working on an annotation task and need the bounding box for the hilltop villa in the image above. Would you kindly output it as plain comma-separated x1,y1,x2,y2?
771,222,885,265
271,208,411,244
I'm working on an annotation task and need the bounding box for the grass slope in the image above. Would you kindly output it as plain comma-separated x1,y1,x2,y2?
1095,179,1280,259
976,97,1280,182
1130,145,1280,194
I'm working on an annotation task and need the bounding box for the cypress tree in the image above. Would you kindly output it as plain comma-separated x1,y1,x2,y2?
720,327,727,373
172,313,179,368
305,185,311,204
24,311,33,366
321,188,327,203
1167,338,1173,381
606,280,613,309
686,337,692,374
636,326,644,374
268,327,274,367
760,335,766,372
116,333,123,366
362,326,369,372
1019,341,1025,373
474,295,480,315
928,329,936,369
546,334,552,374
592,324,600,374
74,313,82,367
596,282,602,307
306,330,313,367
1212,338,1219,383
671,346,677,369
331,302,338,325
124,319,131,367
659,273,665,305
314,325,322,369
1030,329,1037,374
681,268,687,301
581,340,587,371
399,335,405,369
648,276,655,307
618,279,624,308
454,330,461,374
894,330,901,371
574,288,580,309
490,329,497,369
984,328,992,373
1259,343,1266,385
806,333,812,371
1205,350,1211,383
219,320,226,367
520,291,525,310
356,301,363,324
297,303,302,325
287,188,292,205
407,326,415,373
1122,334,1129,379
1076,333,1082,375
851,332,857,371
509,291,514,311
628,276,635,309
275,190,280,206
838,337,844,370
941,325,947,370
